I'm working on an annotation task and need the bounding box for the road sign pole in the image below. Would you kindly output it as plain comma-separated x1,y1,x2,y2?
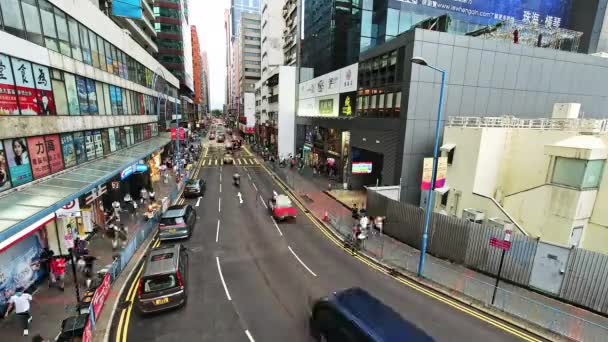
491,249,506,305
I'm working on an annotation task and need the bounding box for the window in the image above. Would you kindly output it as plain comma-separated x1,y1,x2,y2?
20,0,44,46
85,78,98,114
552,157,605,189
67,17,82,61
1,0,26,38
103,83,111,115
51,69,68,115
386,8,399,37
104,40,113,72
395,91,401,113
378,94,385,109
95,81,105,114
64,73,79,115
96,35,106,71
385,92,393,109
78,24,91,64
75,76,88,113
88,30,99,68
245,44,259,49
143,275,176,293
39,0,58,51
54,8,71,56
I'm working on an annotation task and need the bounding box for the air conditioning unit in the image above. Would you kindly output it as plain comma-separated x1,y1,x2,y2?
488,217,514,231
463,208,485,224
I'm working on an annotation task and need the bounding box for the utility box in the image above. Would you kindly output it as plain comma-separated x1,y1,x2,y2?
463,208,485,224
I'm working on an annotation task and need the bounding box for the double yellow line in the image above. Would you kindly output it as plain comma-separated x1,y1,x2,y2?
258,162,542,342
115,238,161,342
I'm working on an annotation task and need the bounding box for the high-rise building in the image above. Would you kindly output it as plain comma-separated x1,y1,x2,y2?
238,13,261,108
201,51,210,113
230,0,261,41
224,9,232,112
191,26,202,106
0,0,179,294
260,0,284,78
282,0,298,66
153,0,194,97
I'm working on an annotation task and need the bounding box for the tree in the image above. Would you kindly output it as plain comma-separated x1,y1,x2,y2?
211,109,223,117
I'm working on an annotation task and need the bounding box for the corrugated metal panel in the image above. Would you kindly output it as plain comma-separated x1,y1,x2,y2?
560,249,608,314
366,190,389,217
383,199,424,249
427,214,471,264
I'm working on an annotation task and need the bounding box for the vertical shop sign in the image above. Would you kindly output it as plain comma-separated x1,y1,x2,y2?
93,130,103,158
0,143,12,192
27,136,51,179
108,127,117,152
76,77,89,114
85,131,95,160
0,54,19,115
73,132,86,164
44,135,64,173
11,58,38,115
60,134,76,168
4,138,33,186
33,64,55,115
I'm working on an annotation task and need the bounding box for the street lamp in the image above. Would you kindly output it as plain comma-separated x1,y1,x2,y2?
411,56,447,277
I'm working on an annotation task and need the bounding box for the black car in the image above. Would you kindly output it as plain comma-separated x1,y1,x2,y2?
310,287,434,342
184,179,206,197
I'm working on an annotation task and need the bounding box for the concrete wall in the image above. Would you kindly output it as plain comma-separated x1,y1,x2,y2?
261,0,285,79
277,67,296,158
472,128,508,197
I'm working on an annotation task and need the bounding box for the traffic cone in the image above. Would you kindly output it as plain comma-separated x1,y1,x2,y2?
323,210,329,222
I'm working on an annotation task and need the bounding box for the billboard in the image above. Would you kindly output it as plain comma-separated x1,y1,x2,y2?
352,162,373,174
112,0,142,20
400,0,572,27
339,92,356,117
4,138,33,186
0,143,11,192
27,136,51,179
421,157,448,190
299,63,358,100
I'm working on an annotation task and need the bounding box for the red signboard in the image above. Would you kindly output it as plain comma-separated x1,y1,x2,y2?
91,273,111,320
44,134,64,173
489,237,511,251
27,136,51,179
82,320,92,342
170,127,186,140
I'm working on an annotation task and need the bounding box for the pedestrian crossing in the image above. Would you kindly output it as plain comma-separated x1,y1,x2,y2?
200,157,260,166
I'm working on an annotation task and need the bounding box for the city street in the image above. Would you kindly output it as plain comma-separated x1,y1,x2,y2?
111,137,542,342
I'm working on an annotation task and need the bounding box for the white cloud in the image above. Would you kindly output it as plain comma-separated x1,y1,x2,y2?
189,0,229,110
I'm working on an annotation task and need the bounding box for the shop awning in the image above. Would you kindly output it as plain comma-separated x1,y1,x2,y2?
0,135,171,246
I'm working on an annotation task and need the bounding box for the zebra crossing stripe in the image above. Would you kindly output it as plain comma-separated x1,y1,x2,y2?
242,159,249,165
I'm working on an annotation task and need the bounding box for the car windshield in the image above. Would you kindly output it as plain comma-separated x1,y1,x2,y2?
276,196,292,208
143,274,176,293
186,181,199,187
160,217,185,226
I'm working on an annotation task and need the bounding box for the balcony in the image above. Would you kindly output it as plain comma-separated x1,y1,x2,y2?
269,94,279,104
113,16,158,55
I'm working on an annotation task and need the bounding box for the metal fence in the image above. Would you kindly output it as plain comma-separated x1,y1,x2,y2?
560,248,608,314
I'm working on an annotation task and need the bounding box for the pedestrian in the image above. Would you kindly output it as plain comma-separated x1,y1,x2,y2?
49,256,66,291
352,203,359,219
359,215,369,235
140,187,148,204
4,287,33,336
149,189,156,202
374,216,384,235
112,200,121,222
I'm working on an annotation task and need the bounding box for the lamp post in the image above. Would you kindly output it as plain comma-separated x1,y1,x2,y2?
411,57,447,277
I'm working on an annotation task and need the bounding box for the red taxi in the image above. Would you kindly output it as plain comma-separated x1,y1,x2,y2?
268,194,297,221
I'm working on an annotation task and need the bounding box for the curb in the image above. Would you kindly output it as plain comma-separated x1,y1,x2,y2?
265,164,566,342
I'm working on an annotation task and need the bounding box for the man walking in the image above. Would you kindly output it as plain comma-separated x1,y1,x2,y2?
4,287,33,336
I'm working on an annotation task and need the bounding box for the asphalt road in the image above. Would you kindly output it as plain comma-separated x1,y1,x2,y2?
114,136,541,342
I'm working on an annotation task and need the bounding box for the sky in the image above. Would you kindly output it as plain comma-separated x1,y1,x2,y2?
190,0,229,110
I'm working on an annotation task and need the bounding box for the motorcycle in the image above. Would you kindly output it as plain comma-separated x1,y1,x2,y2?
233,174,240,187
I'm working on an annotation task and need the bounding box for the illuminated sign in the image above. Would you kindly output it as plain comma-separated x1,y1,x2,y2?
352,162,373,174
120,163,148,180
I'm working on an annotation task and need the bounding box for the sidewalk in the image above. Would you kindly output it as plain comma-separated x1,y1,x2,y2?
261,154,608,342
0,176,178,341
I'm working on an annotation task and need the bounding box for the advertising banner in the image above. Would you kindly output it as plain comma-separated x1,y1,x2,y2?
297,98,315,117
316,94,339,117
32,63,55,115
339,63,358,93
108,128,117,152
93,130,103,158
352,162,373,174
76,77,89,114
11,57,38,115
0,143,11,192
4,138,33,186
0,54,19,115
64,74,80,115
85,131,95,161
55,199,81,218
339,92,356,117
27,136,51,179
44,135,64,173
112,0,143,20
244,92,256,130
101,129,110,155
86,79,98,114
73,132,86,164
60,133,76,168
170,127,186,140
90,273,111,321
0,231,48,305
421,157,448,190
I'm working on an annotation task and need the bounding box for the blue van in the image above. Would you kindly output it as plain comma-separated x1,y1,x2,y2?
310,287,435,342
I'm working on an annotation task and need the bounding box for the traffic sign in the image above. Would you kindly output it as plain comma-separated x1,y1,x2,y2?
489,237,511,251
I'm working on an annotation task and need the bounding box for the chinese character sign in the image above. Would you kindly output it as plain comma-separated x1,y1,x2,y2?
45,135,64,173
11,58,38,115
33,64,55,115
27,136,51,179
3,138,33,186
0,54,19,115
0,143,11,192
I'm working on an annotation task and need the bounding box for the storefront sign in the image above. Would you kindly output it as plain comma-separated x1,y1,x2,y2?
3,138,33,186
0,54,19,115
11,57,38,115
85,184,107,205
297,98,315,117
33,64,55,115
111,181,120,190
120,163,148,180
339,92,356,116
421,157,448,190
170,127,186,140
90,273,111,322
55,200,81,218
299,63,358,99
27,136,51,179
339,64,358,93
352,162,373,174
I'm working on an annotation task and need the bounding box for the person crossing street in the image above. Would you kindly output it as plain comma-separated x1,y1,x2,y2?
4,287,33,336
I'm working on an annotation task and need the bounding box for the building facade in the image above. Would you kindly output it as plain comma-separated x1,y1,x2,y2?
191,25,202,106
238,13,261,113
201,51,210,114
230,0,261,41
439,111,608,254
261,0,284,77
153,0,194,97
282,0,298,66
0,0,179,305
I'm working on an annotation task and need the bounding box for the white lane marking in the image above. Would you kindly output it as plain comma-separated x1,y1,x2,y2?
271,217,283,236
245,330,255,342
219,183,222,193
288,246,317,277
218,198,221,212
247,173,252,181
216,219,220,243
252,182,258,192
260,195,268,209
216,257,232,300
219,173,222,182
196,196,202,207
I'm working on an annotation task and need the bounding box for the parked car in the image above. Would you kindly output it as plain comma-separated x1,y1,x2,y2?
137,244,189,314
217,134,225,143
159,205,196,241
184,179,206,197
268,194,297,221
223,152,234,164
209,134,215,140
310,287,434,342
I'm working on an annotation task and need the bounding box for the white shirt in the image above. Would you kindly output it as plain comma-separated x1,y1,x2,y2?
9,293,32,313
360,216,369,229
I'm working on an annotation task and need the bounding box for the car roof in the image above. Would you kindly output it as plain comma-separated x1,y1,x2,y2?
328,287,434,341
143,244,181,277
162,205,188,218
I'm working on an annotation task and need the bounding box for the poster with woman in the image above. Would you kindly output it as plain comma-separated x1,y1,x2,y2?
32,63,56,115
26,136,51,179
44,135,64,173
0,54,20,115
60,133,76,168
73,132,86,164
0,143,12,192
10,57,38,115
3,138,33,186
